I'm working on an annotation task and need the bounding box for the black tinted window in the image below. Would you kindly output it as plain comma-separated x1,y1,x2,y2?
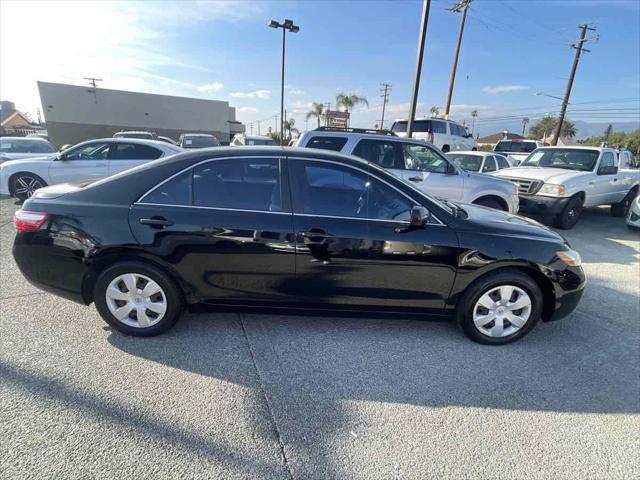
482,157,497,172
143,170,191,205
431,120,447,134
193,158,282,211
353,140,402,168
494,141,537,153
290,161,413,221
496,155,510,169
111,143,162,160
182,136,220,148
305,136,348,152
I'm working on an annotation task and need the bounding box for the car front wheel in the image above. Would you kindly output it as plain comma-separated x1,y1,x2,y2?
10,172,47,201
553,196,583,229
457,270,543,345
94,261,183,336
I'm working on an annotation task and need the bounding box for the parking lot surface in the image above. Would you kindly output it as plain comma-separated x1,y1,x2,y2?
1,197,638,479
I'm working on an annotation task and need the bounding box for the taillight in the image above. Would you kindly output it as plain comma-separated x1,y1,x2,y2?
14,210,49,232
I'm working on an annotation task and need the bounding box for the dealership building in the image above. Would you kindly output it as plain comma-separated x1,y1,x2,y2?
38,81,245,147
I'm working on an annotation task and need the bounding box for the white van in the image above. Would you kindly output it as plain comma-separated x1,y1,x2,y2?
390,118,476,152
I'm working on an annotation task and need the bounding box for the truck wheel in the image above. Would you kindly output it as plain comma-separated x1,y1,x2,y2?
553,196,583,230
611,188,637,218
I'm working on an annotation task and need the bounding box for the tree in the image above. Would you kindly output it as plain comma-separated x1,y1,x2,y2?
336,93,369,126
283,118,299,141
521,117,529,137
528,116,576,140
430,106,440,118
306,102,324,129
470,110,478,134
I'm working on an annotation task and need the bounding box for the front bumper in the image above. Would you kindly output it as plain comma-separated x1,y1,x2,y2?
0,169,10,196
546,265,586,322
518,195,570,216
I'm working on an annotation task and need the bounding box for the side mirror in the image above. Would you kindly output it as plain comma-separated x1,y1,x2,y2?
409,206,431,227
55,153,66,161
597,165,617,175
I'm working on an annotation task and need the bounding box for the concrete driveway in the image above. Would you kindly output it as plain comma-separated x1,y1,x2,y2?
1,197,638,479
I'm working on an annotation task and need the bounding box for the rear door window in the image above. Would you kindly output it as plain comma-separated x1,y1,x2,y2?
193,158,283,212
142,170,192,206
305,136,348,152
496,155,510,169
352,139,403,169
482,156,497,172
110,143,162,160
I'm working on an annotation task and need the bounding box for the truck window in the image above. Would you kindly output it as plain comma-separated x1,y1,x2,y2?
305,136,348,152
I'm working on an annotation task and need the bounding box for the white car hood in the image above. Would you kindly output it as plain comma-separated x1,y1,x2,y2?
0,155,54,169
493,167,591,184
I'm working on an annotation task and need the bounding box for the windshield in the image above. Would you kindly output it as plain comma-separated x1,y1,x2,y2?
182,136,220,148
521,148,599,171
246,138,276,145
446,153,482,172
494,141,537,153
0,138,56,153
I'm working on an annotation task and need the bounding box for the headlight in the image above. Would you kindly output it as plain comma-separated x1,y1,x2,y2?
556,249,582,266
539,183,566,195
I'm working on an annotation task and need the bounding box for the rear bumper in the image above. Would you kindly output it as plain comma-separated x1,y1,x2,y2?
518,195,570,216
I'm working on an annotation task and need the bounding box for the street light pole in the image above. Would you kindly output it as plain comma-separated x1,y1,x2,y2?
269,19,300,146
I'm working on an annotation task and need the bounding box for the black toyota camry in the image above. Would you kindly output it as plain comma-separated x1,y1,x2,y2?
12,147,585,344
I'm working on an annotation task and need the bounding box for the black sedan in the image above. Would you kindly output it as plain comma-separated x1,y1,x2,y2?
12,147,586,344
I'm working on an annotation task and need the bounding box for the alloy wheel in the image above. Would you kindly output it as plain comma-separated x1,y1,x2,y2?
14,175,44,199
472,285,532,338
105,273,167,328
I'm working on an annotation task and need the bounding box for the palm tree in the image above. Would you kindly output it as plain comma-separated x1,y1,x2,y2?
471,110,478,134
336,93,369,126
430,106,440,118
522,117,530,137
306,102,324,129
283,118,299,141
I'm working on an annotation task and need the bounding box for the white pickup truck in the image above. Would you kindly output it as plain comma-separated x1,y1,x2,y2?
492,146,639,229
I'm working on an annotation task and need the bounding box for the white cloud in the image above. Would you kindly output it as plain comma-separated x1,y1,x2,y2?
230,90,271,99
197,82,224,93
289,88,305,95
236,106,258,114
482,85,530,94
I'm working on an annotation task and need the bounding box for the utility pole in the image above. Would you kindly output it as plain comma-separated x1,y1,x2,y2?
83,77,103,89
257,120,261,136
249,123,253,135
407,0,432,138
325,102,331,126
274,115,279,134
379,83,392,130
552,24,597,145
444,0,471,120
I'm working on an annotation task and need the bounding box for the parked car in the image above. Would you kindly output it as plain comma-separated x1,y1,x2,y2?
295,128,519,212
157,136,178,146
493,139,546,166
492,146,640,229
113,131,157,140
0,136,57,164
178,133,220,149
391,118,476,152
12,146,585,344
0,138,181,201
230,133,277,146
626,195,640,229
446,151,512,173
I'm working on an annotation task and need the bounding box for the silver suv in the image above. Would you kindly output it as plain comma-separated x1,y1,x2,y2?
294,128,518,212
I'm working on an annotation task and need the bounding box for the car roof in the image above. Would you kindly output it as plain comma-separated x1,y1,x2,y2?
115,130,153,134
391,117,461,125
65,137,181,151
536,145,605,151
0,136,50,142
241,135,273,140
181,133,216,137
300,129,429,144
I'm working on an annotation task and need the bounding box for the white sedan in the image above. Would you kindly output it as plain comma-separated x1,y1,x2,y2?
0,138,181,201
446,151,513,174
0,136,57,164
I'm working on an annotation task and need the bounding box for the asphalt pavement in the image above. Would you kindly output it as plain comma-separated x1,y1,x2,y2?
1,197,638,479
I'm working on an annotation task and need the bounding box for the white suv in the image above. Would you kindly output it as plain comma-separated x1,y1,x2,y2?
294,128,518,212
390,118,476,152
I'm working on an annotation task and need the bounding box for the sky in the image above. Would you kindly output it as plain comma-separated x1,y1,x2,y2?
1,0,639,137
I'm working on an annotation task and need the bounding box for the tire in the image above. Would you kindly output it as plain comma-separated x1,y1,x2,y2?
441,145,450,153
611,188,637,218
553,195,583,229
93,261,183,336
473,197,506,211
10,172,47,201
456,270,543,345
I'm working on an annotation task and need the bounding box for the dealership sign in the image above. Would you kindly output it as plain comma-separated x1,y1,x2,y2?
326,110,350,128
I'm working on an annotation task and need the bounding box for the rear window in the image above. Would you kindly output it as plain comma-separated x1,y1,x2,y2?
182,136,220,148
494,141,537,153
305,136,348,152
391,120,432,133
0,139,56,153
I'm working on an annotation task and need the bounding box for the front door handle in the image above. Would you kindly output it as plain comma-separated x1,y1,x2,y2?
140,217,174,228
300,230,332,239
408,176,423,182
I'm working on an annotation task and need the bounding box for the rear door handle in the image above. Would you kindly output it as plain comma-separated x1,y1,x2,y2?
300,230,332,239
408,176,423,182
139,217,174,228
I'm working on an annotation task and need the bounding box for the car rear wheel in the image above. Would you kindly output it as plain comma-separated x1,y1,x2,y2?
457,270,543,345
10,173,47,201
553,196,583,230
94,261,183,336
611,188,637,218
